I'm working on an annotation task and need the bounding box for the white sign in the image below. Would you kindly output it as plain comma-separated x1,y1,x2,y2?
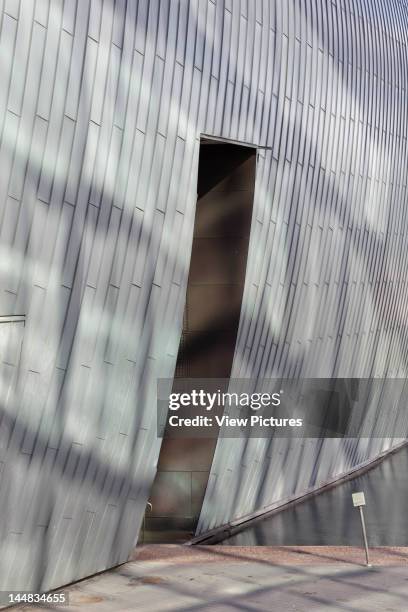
352,491,366,507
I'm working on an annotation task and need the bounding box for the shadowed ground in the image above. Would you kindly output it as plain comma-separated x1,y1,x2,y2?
13,545,408,611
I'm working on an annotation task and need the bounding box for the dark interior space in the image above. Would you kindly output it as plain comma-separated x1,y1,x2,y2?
142,141,256,543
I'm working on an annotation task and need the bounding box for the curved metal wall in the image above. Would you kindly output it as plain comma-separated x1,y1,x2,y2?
0,0,407,590
198,0,408,533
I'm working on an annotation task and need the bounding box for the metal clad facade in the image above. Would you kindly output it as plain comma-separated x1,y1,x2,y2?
0,0,407,590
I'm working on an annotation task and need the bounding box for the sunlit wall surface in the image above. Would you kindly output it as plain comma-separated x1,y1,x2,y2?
0,0,407,590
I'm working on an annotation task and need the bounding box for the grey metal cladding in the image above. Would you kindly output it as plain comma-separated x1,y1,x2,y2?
0,0,407,591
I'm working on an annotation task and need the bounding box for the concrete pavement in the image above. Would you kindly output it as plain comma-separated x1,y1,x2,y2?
12,546,408,611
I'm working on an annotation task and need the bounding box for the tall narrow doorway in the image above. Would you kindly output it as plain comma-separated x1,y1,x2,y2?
145,140,256,542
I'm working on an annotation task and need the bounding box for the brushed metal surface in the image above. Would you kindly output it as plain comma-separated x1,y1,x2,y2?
0,0,407,590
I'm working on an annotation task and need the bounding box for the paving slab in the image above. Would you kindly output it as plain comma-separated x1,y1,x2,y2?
9,546,408,612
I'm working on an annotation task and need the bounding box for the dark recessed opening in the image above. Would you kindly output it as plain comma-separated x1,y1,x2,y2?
143,140,256,543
